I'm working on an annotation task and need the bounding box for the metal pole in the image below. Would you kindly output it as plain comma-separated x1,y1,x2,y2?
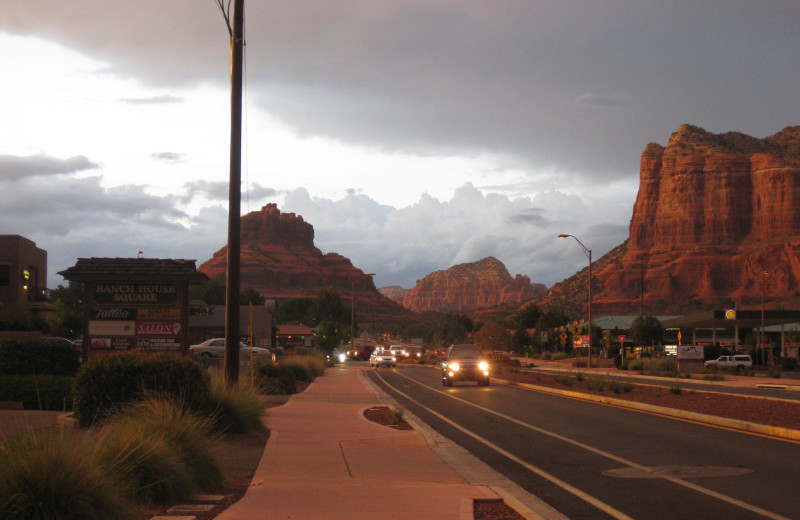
224,0,244,385
558,234,592,368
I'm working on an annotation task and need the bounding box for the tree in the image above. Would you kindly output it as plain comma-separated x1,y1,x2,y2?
473,321,509,351
277,298,314,325
239,287,265,306
629,315,663,346
189,277,226,305
311,287,350,352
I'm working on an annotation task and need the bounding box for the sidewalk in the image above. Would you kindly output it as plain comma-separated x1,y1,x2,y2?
214,364,508,520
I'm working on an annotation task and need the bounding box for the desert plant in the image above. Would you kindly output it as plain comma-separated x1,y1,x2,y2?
71,352,210,426
670,384,682,395
108,397,224,492
586,378,607,392
555,375,576,387
256,363,297,394
206,371,266,434
0,374,74,410
93,425,195,505
607,380,632,394
281,357,316,383
0,434,138,520
387,406,405,426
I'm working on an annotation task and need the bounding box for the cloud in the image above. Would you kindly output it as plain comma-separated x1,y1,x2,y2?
151,152,184,163
0,154,99,180
120,95,181,105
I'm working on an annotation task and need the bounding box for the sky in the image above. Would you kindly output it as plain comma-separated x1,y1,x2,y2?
1,1,799,292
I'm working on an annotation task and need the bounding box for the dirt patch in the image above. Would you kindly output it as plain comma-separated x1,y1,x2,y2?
363,405,414,430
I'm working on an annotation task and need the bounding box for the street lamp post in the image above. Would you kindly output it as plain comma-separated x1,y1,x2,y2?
351,273,376,353
558,234,592,368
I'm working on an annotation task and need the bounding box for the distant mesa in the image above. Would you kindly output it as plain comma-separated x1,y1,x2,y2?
398,257,546,314
539,124,800,316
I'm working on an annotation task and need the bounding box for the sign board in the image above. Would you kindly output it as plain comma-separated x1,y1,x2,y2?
677,345,704,360
618,335,626,344
92,283,178,306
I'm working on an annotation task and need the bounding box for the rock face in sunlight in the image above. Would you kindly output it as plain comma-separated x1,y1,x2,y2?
541,125,800,316
199,204,410,320
401,257,546,313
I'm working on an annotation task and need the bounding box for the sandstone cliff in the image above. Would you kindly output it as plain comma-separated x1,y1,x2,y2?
401,257,546,313
198,204,410,320
539,125,800,316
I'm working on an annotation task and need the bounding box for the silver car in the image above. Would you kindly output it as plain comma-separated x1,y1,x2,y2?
189,338,271,364
369,350,397,367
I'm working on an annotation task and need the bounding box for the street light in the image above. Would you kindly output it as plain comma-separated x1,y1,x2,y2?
351,273,376,354
558,234,592,368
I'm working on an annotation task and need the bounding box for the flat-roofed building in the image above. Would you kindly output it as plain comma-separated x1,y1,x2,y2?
0,235,47,309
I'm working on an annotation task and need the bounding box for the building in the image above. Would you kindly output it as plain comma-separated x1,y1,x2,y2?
275,324,315,349
188,300,277,349
0,235,48,310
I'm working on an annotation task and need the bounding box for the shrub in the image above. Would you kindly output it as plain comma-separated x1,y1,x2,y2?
94,425,195,505
779,357,798,371
0,339,80,376
256,363,297,394
608,380,632,394
555,375,575,387
0,434,138,520
670,384,682,395
572,359,588,368
586,378,607,392
71,352,210,427
108,398,224,492
281,358,314,383
0,375,74,410
206,371,266,434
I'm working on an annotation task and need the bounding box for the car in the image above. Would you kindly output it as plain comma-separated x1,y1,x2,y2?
442,344,491,387
387,344,407,357
369,350,397,367
704,355,753,371
403,345,426,362
346,346,374,360
189,338,272,364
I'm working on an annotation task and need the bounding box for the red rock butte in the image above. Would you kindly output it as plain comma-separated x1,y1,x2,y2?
198,204,409,321
541,124,800,316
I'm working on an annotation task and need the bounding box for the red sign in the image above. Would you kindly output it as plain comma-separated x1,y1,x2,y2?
136,321,182,336
618,335,626,344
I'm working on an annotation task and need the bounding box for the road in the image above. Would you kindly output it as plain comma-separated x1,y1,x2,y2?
366,364,800,520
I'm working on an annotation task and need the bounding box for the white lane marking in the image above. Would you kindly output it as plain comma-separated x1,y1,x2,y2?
379,370,792,520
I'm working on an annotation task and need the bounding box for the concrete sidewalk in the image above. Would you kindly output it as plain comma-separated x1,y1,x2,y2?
214,364,510,520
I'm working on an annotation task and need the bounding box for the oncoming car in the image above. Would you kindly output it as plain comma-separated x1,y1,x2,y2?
369,350,397,367
442,344,490,387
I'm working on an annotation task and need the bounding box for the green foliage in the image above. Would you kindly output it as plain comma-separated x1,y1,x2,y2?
277,298,314,325
0,434,138,520
281,358,315,382
106,398,224,492
0,375,74,410
206,371,266,434
0,339,80,376
0,304,50,333
586,378,607,391
239,287,266,305
554,375,575,387
670,384,682,395
255,363,297,394
71,352,210,427
629,315,663,346
94,425,195,505
779,357,798,371
188,277,227,305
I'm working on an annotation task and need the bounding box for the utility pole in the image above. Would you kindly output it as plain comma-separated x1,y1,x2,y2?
223,0,244,385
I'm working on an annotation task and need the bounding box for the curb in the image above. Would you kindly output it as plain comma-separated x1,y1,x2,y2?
493,377,800,442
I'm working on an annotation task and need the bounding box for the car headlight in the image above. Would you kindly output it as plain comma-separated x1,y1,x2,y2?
449,362,460,372
338,353,346,363
478,361,489,371
390,356,396,361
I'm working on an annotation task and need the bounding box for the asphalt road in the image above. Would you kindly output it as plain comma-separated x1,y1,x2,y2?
366,364,800,520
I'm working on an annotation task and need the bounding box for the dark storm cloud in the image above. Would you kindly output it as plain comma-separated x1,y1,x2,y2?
4,1,799,184
0,154,99,180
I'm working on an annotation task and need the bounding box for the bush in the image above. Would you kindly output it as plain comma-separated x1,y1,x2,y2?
0,339,80,376
586,378,607,392
71,352,210,427
779,357,798,371
0,434,138,520
94,425,194,505
0,375,74,410
555,375,575,387
206,371,266,434
281,358,315,383
107,398,224,492
256,363,297,394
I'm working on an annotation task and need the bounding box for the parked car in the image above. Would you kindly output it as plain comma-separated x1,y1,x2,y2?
442,344,490,387
369,350,397,368
189,338,271,364
704,355,753,371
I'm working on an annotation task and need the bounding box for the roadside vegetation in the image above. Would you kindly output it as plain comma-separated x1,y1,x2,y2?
0,343,328,519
